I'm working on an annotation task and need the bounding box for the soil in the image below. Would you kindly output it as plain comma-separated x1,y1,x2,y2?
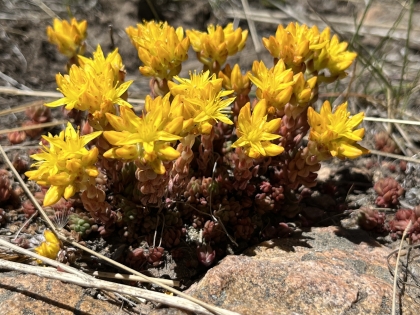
0,0,420,313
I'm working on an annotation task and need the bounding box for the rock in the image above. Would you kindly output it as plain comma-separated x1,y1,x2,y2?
175,226,416,315
0,271,137,314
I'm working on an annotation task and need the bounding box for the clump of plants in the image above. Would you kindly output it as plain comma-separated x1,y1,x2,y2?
25,18,369,267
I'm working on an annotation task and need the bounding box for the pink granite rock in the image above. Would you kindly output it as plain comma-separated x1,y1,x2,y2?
0,271,140,314
179,226,418,315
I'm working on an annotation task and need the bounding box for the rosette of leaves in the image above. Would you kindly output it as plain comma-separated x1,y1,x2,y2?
68,212,98,237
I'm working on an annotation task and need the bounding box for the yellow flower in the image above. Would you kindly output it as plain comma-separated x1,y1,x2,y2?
232,99,284,158
307,101,369,159
292,73,317,105
312,28,357,77
46,18,87,58
188,89,235,127
186,23,248,72
262,22,326,70
78,45,125,85
169,70,223,98
25,123,102,206
45,62,133,129
126,21,190,80
169,71,234,133
103,97,182,174
34,230,61,262
248,60,295,111
218,64,251,96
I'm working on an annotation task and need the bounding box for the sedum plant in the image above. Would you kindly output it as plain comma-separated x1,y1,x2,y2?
27,18,369,264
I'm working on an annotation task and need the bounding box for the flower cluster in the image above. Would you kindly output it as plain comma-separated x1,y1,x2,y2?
248,60,294,112
45,45,132,129
126,21,190,80
25,122,101,206
307,101,369,160
187,23,248,73
47,18,87,58
78,45,125,85
263,22,357,79
263,23,324,70
103,96,182,174
232,100,283,158
169,70,235,134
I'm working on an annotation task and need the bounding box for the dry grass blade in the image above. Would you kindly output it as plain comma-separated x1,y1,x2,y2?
0,71,31,90
0,144,239,315
0,259,215,315
0,120,67,136
86,270,180,287
0,100,44,117
30,0,59,19
0,237,92,282
0,86,145,105
239,0,262,53
363,117,420,126
369,149,420,164
391,221,412,315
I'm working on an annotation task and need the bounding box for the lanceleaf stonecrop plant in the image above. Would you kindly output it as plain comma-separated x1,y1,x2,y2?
26,18,369,266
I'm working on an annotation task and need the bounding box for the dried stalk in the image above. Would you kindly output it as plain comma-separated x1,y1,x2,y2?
369,149,420,164
0,86,145,105
364,117,420,126
0,120,67,136
86,270,180,287
391,221,412,315
0,259,215,315
0,100,44,117
0,237,92,282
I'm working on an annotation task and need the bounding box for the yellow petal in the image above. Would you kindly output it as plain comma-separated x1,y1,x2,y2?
252,100,267,122
44,186,65,206
262,142,284,156
159,145,181,160
149,159,166,175
164,116,184,135
64,184,76,199
44,230,60,246
103,131,125,145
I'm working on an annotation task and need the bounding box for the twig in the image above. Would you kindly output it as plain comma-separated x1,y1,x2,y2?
108,24,115,50
0,144,239,315
392,220,412,315
0,259,216,315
